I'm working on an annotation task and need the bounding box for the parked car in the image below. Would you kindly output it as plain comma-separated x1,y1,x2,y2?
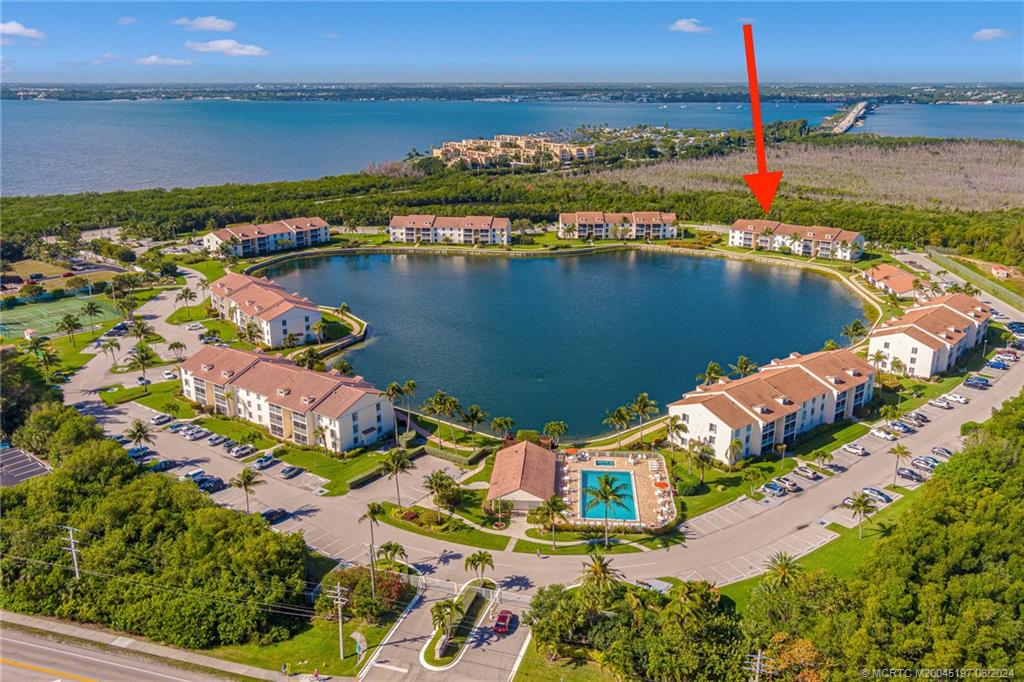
168,422,187,433
897,467,924,483
871,428,897,441
179,468,206,481
793,466,822,481
842,497,856,508
931,446,954,458
207,434,226,446
776,476,802,493
862,487,892,504
918,455,942,467
901,415,926,428
112,434,130,445
260,508,290,524
149,459,180,472
161,370,178,380
911,457,937,472
494,610,514,635
185,322,204,331
150,414,172,426
252,454,277,470
968,375,991,386
199,476,227,493
221,439,238,451
928,399,953,409
126,446,149,458
907,411,930,423
887,421,914,434
842,443,870,457
760,481,787,497
964,379,988,390
232,445,256,458
279,465,304,479
136,376,151,386
987,360,1009,370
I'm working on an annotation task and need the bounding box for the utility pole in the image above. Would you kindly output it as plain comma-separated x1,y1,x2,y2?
744,650,773,682
333,585,349,659
64,526,81,579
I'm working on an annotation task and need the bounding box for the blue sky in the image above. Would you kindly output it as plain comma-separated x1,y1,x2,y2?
2,2,1021,83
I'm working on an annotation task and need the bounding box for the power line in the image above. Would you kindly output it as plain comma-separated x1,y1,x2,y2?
64,526,81,580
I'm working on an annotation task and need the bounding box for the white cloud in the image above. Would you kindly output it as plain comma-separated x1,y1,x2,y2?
185,39,268,57
1,20,46,40
172,15,236,32
94,52,122,64
135,54,192,66
971,28,1010,41
669,18,711,34
117,16,139,26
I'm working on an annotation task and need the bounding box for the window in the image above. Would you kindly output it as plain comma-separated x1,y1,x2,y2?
883,342,890,349
707,436,716,444
680,413,689,424
708,423,716,433
910,357,917,365
911,347,918,355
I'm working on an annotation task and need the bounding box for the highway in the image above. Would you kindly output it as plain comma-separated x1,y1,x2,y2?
832,101,868,133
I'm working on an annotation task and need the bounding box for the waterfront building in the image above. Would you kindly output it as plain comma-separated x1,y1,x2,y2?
557,212,678,240
202,217,330,258
867,293,991,378
180,346,395,451
668,349,875,464
863,263,921,299
431,134,595,167
728,219,864,261
209,273,322,348
486,440,558,511
388,215,511,245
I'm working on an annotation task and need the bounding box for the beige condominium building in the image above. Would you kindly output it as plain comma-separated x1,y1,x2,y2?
202,217,330,258
728,219,864,261
388,215,511,245
431,134,595,167
557,211,678,240
668,349,875,464
180,346,395,451
867,294,991,378
209,273,322,348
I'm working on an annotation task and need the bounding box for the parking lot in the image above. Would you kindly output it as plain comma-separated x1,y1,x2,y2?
0,448,51,487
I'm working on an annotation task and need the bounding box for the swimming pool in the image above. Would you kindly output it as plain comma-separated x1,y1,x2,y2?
580,469,637,521
595,460,615,467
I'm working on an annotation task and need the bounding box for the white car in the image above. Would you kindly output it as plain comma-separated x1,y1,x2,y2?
185,322,204,331
161,370,178,381
842,443,870,456
928,399,953,410
944,393,968,404
871,428,897,441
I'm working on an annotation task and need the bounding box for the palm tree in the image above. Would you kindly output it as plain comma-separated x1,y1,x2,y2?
196,277,209,303
310,319,326,343
126,419,154,449
312,425,328,453
461,404,488,445
542,421,568,448
336,302,351,320
401,380,417,434
697,361,724,386
536,495,568,549
359,502,386,598
332,357,354,376
763,551,803,587
888,443,911,486
579,551,623,592
870,349,887,375
57,314,82,347
463,550,494,582
231,467,265,513
727,438,744,465
133,342,158,384
665,414,688,463
423,470,455,516
442,394,462,446
422,393,446,451
847,492,877,539
742,467,763,495
376,541,407,571
693,442,715,484
296,347,320,370
431,599,464,642
890,357,907,383
175,287,198,318
283,331,301,348
821,339,840,351
729,355,758,377
490,416,514,440
841,319,868,345
379,448,414,510
663,581,720,623
583,472,630,548
99,338,121,363
36,346,59,377
880,404,899,423
602,406,632,449
629,393,658,443
243,321,262,346
130,319,153,342
168,340,186,360
813,448,834,468
81,301,103,338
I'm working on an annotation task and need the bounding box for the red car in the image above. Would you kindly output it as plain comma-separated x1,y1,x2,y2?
494,610,513,634
62,272,75,277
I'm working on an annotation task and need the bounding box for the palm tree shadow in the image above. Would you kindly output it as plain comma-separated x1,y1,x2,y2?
873,520,897,538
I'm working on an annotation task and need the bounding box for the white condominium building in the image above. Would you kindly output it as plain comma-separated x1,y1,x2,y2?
557,212,678,240
209,273,322,348
180,346,395,452
867,294,991,378
388,215,511,245
668,349,875,465
202,217,330,258
728,219,864,261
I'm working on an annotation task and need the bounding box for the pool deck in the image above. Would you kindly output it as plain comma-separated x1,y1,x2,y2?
559,451,673,528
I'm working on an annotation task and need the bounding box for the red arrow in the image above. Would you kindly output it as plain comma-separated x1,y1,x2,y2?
742,24,783,214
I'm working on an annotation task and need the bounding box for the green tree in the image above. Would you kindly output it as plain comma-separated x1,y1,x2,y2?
461,404,487,446
697,360,724,385
847,491,877,539
763,551,803,588
379,448,414,510
80,300,103,338
579,551,623,592
57,313,82,347
542,420,568,448
463,550,494,581
231,467,265,514
888,443,911,486
535,495,569,550
400,379,417,434
629,392,659,443
126,419,154,450
175,287,198,318
359,502,387,598
490,416,514,440
729,355,758,377
376,541,407,571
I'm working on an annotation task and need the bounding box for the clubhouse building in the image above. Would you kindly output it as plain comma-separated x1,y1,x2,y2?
557,212,678,240
867,294,991,378
209,273,322,348
668,349,876,464
388,215,511,245
180,346,395,451
486,440,558,511
203,217,330,258
728,219,864,261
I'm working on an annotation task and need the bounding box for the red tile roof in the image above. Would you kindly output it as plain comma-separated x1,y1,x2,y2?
212,217,327,243
487,441,557,502
389,215,511,230
559,211,677,225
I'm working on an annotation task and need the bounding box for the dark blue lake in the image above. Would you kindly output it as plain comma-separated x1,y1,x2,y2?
264,251,864,438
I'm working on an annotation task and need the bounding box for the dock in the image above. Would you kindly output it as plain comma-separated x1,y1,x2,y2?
832,101,868,134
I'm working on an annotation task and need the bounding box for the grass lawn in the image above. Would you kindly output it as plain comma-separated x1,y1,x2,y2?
423,578,494,667
666,450,796,519
514,640,611,682
211,589,415,678
165,298,211,325
276,445,387,496
718,484,922,613
193,416,276,450
451,488,504,528
182,259,226,282
787,422,870,458
7,259,65,278
379,502,510,551
511,538,642,555
319,312,352,340
100,380,196,418
199,319,254,350
461,454,494,485
411,414,499,449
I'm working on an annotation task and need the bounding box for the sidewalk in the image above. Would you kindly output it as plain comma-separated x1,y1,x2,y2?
1,609,279,681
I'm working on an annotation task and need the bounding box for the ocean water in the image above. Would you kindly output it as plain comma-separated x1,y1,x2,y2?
263,250,864,438
854,103,1024,140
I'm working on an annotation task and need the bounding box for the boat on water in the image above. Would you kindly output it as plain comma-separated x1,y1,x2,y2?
680,104,687,108
716,105,722,110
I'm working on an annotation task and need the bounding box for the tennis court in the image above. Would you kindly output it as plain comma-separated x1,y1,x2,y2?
0,296,120,337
